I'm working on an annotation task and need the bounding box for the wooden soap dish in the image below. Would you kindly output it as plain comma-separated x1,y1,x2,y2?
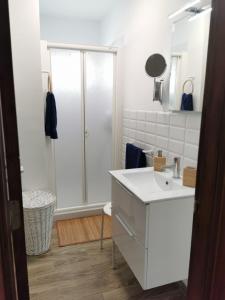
183,167,197,188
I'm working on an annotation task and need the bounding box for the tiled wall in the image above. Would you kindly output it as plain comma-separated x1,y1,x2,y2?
122,110,201,170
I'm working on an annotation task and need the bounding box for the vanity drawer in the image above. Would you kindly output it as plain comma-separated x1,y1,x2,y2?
112,178,147,246
113,212,147,289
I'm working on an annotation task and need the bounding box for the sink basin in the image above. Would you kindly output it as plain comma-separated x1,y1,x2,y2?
123,171,182,193
109,167,195,203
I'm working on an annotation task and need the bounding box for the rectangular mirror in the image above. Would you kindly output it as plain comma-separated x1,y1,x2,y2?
168,1,211,112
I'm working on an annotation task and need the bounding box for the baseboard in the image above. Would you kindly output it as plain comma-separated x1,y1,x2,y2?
54,202,106,221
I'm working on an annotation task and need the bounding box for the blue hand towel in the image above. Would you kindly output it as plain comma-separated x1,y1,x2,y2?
180,93,194,111
125,143,147,169
45,92,58,139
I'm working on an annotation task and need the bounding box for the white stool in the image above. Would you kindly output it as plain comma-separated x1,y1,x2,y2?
100,202,111,250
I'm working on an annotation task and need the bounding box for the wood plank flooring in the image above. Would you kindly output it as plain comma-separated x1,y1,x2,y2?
27,226,187,300
56,215,112,247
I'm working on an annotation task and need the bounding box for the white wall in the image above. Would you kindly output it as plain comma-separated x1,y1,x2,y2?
9,0,49,191
101,0,188,111
8,0,203,194
40,14,102,45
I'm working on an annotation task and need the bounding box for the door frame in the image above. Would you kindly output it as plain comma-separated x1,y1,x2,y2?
1,0,225,298
47,43,120,217
0,0,29,299
187,0,225,299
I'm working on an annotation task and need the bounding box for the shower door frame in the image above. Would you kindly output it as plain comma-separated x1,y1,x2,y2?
48,42,120,214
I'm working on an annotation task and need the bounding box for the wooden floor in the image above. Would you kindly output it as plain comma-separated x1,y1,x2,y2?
56,215,112,246
27,227,187,300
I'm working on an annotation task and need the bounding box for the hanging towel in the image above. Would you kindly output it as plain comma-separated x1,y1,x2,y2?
125,143,147,169
180,93,194,111
45,92,58,139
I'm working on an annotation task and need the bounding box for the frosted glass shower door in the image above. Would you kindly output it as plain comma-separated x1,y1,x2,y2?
85,52,114,204
51,50,83,209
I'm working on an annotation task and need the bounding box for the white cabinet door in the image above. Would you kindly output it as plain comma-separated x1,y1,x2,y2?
147,197,194,289
112,179,147,246
112,211,148,289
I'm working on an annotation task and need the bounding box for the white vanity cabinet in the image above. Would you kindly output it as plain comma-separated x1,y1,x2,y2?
112,178,194,290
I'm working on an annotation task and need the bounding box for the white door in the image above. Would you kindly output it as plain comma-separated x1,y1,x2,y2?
84,52,114,204
51,49,114,209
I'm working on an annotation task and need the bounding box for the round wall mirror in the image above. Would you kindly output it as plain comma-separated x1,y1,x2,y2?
145,54,167,78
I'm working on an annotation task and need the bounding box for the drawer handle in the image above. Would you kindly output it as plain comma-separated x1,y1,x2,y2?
115,214,135,238
116,180,134,197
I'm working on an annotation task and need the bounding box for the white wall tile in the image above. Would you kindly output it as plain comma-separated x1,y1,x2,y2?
186,114,201,130
124,110,137,120
123,128,129,137
123,118,130,128
183,158,198,168
129,138,136,144
157,112,170,124
129,129,136,139
170,113,187,127
123,136,129,145
168,139,184,155
185,129,200,145
123,110,137,120
184,144,199,161
170,126,185,141
146,133,156,145
136,131,145,142
123,110,131,119
157,124,169,137
146,122,156,134
156,136,168,149
134,141,146,149
122,110,201,170
146,111,157,123
142,143,153,151
137,121,146,132
129,120,137,129
125,128,136,138
137,110,146,121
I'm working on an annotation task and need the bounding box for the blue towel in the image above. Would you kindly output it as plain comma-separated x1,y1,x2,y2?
45,92,58,139
125,143,147,169
180,93,194,111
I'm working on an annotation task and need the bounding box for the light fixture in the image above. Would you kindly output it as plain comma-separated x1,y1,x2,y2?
188,6,212,21
168,0,201,19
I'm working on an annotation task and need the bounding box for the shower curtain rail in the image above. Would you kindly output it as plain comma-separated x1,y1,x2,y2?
47,42,118,54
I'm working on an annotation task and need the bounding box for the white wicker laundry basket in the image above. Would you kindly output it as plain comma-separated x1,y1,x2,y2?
23,190,56,256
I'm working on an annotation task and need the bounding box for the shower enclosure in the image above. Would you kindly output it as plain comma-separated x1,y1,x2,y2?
49,44,117,210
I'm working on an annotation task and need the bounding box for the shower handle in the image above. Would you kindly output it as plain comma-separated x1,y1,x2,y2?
85,129,89,138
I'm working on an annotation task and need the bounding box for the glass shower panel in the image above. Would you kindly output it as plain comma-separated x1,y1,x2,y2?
51,49,83,209
85,52,114,204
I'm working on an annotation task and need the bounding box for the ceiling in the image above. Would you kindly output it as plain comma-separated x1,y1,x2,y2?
39,0,121,20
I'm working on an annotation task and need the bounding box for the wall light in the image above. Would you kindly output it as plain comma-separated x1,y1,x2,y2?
188,7,212,22
168,0,201,19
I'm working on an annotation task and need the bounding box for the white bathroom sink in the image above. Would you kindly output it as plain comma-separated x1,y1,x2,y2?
123,171,183,193
109,167,195,203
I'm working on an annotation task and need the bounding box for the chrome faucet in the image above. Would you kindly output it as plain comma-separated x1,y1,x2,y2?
164,157,181,179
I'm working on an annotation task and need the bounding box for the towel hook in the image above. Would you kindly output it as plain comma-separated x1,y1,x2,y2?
183,79,194,94
48,74,52,93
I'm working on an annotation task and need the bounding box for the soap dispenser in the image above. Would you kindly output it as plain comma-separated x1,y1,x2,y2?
153,150,166,172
